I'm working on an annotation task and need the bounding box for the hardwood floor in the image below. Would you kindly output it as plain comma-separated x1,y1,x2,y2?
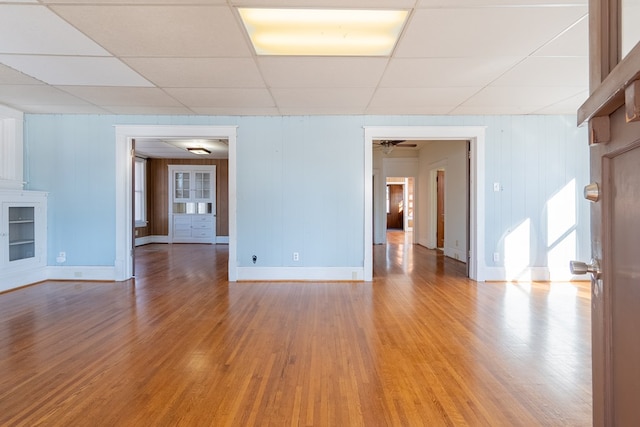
0,234,592,426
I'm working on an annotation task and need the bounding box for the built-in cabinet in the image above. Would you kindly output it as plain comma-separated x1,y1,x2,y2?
168,165,216,243
0,191,47,290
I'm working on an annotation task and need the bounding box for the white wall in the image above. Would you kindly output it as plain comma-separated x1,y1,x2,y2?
23,114,590,282
417,141,468,262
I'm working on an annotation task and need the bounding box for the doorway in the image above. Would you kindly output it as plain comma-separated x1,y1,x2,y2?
114,125,238,282
364,126,486,282
436,170,445,249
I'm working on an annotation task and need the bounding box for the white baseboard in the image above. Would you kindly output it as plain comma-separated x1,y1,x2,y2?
0,266,47,293
45,266,117,281
236,267,365,281
135,235,228,246
444,247,467,263
135,235,169,246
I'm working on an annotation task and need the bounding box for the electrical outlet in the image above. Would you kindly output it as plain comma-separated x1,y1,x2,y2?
56,251,66,263
293,252,299,261
493,182,500,192
493,252,500,262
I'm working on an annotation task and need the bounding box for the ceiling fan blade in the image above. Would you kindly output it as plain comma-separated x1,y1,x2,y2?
396,143,417,147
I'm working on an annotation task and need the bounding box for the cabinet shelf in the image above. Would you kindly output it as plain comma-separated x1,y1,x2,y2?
9,239,35,246
2,199,45,265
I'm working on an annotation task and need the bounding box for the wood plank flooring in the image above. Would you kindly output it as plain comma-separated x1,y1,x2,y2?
0,234,592,426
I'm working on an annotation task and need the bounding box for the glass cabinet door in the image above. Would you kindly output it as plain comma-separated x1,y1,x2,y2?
174,172,191,200
194,172,211,200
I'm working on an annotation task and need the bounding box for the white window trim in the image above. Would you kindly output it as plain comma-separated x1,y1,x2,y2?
134,157,147,228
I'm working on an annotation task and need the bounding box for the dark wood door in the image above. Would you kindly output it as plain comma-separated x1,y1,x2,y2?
588,108,640,426
131,138,136,277
437,170,445,248
582,2,640,424
386,184,403,230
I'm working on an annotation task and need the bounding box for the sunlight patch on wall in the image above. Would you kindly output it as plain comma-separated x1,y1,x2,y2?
505,218,531,281
546,179,577,280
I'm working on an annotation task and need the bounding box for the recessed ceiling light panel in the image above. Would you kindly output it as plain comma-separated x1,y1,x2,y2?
238,8,409,56
187,147,211,155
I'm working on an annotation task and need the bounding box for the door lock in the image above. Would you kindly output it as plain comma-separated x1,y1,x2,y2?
583,183,600,202
570,259,601,279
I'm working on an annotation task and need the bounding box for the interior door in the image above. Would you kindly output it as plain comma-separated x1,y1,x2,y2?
386,184,403,230
131,138,135,277
580,1,640,424
588,108,640,426
437,170,445,248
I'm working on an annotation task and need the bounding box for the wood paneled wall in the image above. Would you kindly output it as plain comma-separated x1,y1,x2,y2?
145,158,229,237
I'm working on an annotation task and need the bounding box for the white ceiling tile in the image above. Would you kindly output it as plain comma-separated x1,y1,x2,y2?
534,15,588,56
277,107,366,115
380,57,522,87
258,57,389,88
449,105,538,114
42,0,224,3
491,57,588,86
124,58,265,88
533,89,588,114
396,6,587,58
0,63,44,85
369,87,479,109
270,88,375,108
0,84,91,106
0,2,593,115
105,106,196,115
60,87,183,106
50,5,252,57
0,5,109,55
190,106,280,115
366,105,455,115
0,55,152,86
165,88,274,108
17,104,111,114
460,86,585,110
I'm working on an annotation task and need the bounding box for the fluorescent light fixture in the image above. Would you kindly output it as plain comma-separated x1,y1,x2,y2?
238,8,409,56
187,147,211,155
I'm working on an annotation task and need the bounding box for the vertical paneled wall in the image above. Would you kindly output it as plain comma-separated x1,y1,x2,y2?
23,113,589,279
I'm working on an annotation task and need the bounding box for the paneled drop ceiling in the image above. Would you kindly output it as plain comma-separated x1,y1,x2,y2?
0,0,589,116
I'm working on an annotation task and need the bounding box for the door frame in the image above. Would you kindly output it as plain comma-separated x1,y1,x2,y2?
114,125,238,282
364,126,486,281
436,169,445,248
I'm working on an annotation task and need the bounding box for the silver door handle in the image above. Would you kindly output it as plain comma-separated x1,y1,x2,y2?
570,259,601,279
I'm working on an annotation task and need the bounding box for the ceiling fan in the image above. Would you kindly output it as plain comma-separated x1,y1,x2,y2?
374,140,417,154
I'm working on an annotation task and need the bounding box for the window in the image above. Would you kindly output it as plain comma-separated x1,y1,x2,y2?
134,157,147,227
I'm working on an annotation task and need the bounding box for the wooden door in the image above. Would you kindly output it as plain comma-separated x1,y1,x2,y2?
580,1,640,425
131,138,135,277
386,185,403,230
437,170,444,248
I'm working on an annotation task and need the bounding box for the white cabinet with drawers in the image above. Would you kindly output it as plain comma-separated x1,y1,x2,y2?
168,165,216,244
172,214,215,243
